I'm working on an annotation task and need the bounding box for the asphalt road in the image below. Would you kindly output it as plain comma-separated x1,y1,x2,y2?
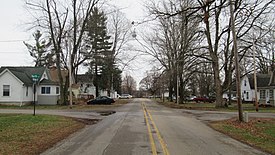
1,99,272,155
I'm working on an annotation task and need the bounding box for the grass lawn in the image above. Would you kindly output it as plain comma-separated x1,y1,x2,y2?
156,99,275,113
210,118,275,154
0,114,85,155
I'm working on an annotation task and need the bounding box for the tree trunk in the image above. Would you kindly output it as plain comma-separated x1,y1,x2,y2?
168,74,173,102
56,51,65,105
212,57,224,107
179,75,184,104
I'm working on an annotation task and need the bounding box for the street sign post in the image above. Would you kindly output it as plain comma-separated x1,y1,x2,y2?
32,74,40,116
32,74,40,82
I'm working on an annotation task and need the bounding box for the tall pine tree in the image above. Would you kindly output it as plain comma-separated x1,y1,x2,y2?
85,7,119,97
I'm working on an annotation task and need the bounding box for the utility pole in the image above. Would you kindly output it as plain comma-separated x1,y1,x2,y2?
176,62,179,105
252,33,259,112
66,34,73,109
69,38,73,109
230,0,244,122
95,53,99,97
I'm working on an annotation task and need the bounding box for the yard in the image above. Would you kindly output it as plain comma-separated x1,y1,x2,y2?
0,99,131,154
210,118,275,155
0,114,85,155
157,99,275,113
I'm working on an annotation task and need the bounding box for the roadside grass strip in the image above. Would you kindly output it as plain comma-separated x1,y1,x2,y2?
142,103,170,155
0,114,85,155
210,118,275,154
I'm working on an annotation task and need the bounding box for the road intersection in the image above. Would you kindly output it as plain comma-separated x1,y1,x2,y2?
1,98,273,155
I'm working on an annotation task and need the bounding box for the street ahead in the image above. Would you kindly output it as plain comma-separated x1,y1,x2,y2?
42,98,268,155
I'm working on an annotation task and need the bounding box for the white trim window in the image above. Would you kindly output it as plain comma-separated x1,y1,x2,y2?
270,89,274,100
41,87,51,94
56,87,59,94
26,86,29,96
3,85,10,96
260,90,266,99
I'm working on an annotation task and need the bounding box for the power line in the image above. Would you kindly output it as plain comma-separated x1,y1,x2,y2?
0,39,31,43
0,52,26,54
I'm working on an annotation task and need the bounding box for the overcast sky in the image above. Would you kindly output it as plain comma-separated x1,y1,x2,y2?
0,0,149,84
0,0,31,66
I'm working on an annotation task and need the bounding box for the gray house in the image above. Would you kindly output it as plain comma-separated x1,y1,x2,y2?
0,67,59,105
258,71,275,106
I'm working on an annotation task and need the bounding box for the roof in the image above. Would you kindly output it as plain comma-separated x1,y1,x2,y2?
0,66,46,86
40,79,59,85
229,73,272,91
49,67,68,83
247,74,271,89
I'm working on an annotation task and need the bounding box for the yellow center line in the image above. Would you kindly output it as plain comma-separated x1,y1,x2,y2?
142,103,157,155
142,102,170,155
147,109,170,155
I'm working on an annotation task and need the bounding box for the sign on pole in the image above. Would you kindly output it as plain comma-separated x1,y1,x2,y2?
32,74,40,82
32,74,40,116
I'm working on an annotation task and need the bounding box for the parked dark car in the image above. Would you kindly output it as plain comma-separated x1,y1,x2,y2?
87,96,115,105
193,97,215,103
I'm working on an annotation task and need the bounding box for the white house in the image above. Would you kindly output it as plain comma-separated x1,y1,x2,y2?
76,74,109,99
223,74,257,102
0,67,59,105
223,73,275,106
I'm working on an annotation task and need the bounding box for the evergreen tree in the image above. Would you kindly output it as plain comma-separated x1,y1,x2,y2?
85,7,117,97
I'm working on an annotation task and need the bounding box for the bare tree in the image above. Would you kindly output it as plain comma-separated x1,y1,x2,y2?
139,68,163,96
121,74,136,95
144,0,203,103
146,0,275,107
25,0,101,104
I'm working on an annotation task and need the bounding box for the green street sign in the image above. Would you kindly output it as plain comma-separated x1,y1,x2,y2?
32,74,40,82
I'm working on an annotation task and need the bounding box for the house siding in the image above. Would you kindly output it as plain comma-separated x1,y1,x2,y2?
259,88,275,106
0,71,25,104
37,95,59,105
223,75,260,102
22,86,33,102
37,85,59,105
240,76,255,102
0,68,61,105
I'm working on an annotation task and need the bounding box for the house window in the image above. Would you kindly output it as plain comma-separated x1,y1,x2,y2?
246,92,249,100
56,87,59,94
270,90,273,99
244,80,247,86
260,90,266,99
3,85,10,96
41,87,51,94
26,86,28,96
